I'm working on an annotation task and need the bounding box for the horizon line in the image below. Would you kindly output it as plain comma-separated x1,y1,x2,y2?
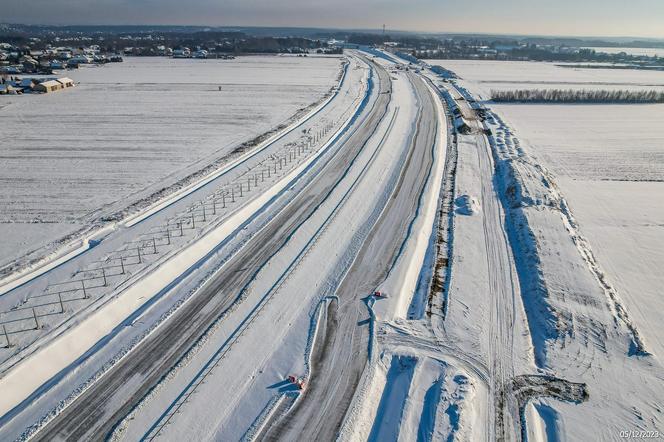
2,22,664,42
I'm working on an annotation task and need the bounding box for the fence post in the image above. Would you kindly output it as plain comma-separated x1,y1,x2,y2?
102,267,107,286
3,325,11,348
58,293,64,313
137,246,142,264
32,307,40,330
152,237,157,254
82,279,88,299
120,256,126,274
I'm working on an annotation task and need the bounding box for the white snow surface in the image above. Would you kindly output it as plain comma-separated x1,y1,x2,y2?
114,58,420,442
430,59,664,99
0,54,363,440
0,55,341,272
432,58,664,360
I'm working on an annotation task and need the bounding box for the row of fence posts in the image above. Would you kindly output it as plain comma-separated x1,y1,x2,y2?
1,124,337,350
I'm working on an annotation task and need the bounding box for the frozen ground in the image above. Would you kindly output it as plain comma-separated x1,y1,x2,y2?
490,104,664,182
430,59,664,99
431,58,664,359
427,58,664,439
0,55,341,273
493,100,664,363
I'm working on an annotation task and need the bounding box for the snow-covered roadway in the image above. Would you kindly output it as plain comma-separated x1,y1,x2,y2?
259,69,440,441
0,54,369,440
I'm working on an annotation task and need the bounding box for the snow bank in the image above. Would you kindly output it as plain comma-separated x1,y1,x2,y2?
454,195,480,216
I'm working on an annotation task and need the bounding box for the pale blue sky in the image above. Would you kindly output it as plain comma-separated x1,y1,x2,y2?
4,0,664,38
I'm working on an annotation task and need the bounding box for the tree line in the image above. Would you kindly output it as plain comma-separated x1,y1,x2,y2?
491,89,664,103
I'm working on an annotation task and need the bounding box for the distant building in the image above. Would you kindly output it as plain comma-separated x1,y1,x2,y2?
193,49,208,59
0,66,21,75
69,55,91,64
57,77,75,88
0,84,21,94
173,48,191,58
18,78,39,90
34,79,63,93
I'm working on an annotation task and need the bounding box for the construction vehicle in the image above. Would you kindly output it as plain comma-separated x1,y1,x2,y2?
288,375,306,390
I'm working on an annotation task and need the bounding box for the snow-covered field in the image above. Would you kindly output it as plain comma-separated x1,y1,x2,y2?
428,58,664,438
430,59,664,99
493,103,664,358
431,60,664,357
494,104,664,356
0,53,368,440
0,55,341,273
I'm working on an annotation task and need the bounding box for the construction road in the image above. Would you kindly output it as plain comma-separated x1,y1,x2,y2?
261,70,441,441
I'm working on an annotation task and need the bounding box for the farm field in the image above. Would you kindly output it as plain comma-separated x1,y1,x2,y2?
0,55,342,272
431,58,664,359
433,59,664,99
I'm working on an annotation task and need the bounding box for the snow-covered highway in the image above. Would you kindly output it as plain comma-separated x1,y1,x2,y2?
260,69,441,441
0,49,453,441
